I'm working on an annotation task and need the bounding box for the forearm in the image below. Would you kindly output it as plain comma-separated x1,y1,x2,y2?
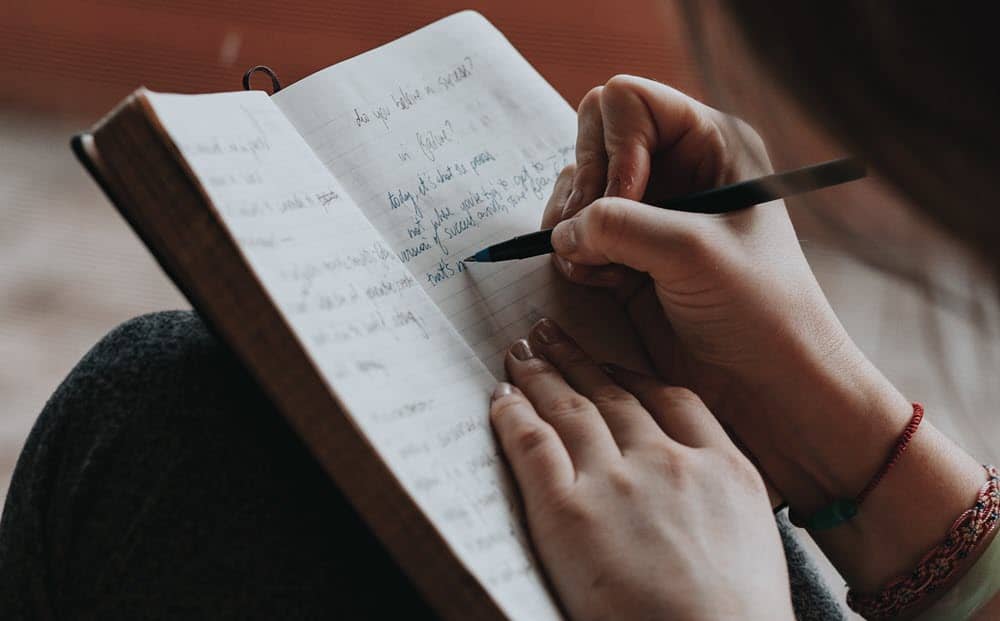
738,324,986,592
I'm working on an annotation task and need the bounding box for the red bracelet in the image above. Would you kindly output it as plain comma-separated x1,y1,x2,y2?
847,464,1000,619
790,402,924,530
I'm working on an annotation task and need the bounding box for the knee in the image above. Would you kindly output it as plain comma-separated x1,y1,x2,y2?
80,310,224,383
5,310,250,536
67,310,246,399
44,310,263,434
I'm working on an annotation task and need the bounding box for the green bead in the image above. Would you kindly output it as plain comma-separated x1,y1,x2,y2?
808,499,858,531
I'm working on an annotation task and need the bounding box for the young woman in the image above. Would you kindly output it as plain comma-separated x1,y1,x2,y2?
489,74,997,620
485,2,998,617
1,3,996,619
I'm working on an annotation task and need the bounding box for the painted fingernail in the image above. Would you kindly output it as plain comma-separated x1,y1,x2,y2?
492,382,514,401
590,267,623,287
510,339,534,361
552,219,577,253
555,255,574,277
533,318,564,344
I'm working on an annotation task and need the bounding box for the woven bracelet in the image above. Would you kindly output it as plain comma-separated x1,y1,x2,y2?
847,464,1000,620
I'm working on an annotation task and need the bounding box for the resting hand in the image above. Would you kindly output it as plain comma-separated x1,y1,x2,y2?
490,318,793,621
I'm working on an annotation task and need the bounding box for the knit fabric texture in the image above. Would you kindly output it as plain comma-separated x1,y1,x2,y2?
0,311,845,620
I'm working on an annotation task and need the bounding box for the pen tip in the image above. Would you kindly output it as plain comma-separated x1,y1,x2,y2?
463,255,478,262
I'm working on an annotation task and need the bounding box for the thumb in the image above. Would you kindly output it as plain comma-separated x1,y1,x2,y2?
550,197,714,276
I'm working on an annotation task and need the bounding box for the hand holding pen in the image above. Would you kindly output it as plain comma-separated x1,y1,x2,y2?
477,77,936,618
464,157,864,263
470,75,898,531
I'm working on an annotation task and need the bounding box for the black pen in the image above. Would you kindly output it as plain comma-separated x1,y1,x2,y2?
463,156,865,263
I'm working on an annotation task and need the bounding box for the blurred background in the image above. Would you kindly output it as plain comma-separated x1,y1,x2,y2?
2,1,998,615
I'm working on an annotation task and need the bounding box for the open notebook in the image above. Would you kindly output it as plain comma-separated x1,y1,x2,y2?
75,11,648,619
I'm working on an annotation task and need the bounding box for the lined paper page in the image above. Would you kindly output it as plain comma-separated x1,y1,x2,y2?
274,11,647,376
145,90,563,620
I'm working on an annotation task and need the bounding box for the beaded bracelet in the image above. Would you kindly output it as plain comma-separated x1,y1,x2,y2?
847,464,999,620
789,402,924,530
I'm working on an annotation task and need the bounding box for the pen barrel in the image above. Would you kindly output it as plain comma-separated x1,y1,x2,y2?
487,229,553,261
663,156,866,214
471,157,865,262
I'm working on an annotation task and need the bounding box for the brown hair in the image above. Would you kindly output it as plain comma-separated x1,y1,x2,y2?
692,2,999,275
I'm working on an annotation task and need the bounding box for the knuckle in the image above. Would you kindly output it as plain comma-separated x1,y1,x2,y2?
511,424,552,457
548,492,594,528
577,85,604,113
544,393,594,420
603,74,637,95
573,148,604,171
653,447,692,482
516,356,555,378
701,112,772,181
588,385,635,411
671,223,713,261
721,446,761,482
702,115,729,157
690,115,729,187
557,163,577,181
490,395,524,421
656,386,704,410
547,341,591,367
732,116,764,145
586,198,629,248
606,466,638,497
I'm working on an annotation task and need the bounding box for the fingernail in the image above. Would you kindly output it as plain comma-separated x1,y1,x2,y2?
533,318,564,344
599,362,619,375
552,219,577,253
561,188,580,218
590,267,623,287
555,255,574,276
492,382,514,401
510,339,534,361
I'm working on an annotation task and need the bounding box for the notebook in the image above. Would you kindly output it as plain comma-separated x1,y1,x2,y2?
74,11,648,619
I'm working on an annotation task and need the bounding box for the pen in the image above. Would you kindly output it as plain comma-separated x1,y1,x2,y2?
463,156,866,263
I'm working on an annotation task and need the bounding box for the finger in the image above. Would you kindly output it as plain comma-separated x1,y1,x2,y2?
599,75,658,201
505,339,620,467
551,196,718,273
490,382,574,503
642,149,716,205
527,319,664,450
603,365,728,448
541,163,576,230
541,163,610,288
645,114,771,204
550,253,649,301
603,75,725,196
563,86,608,220
544,160,626,289
550,256,630,289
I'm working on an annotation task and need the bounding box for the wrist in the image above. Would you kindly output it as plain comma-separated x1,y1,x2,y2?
823,422,986,590
731,325,913,514
732,329,986,590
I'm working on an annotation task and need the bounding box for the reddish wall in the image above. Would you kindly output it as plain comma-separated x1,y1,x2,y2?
1,0,700,118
